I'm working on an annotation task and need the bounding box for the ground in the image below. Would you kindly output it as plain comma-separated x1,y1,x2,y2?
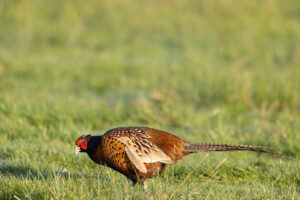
0,0,299,199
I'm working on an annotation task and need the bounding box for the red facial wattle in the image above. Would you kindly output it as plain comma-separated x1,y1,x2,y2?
76,138,87,150
81,140,87,150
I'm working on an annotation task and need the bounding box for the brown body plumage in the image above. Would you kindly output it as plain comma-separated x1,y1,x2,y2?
75,126,277,189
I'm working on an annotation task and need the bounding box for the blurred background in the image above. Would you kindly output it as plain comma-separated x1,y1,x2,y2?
1,0,299,149
0,0,300,199
1,0,300,132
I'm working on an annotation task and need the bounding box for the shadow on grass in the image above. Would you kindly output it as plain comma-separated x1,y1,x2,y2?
0,165,48,180
0,165,108,182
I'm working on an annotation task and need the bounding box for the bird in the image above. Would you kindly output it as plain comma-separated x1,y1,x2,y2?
75,126,281,189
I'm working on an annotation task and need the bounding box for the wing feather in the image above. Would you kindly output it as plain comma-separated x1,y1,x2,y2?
125,147,148,173
115,135,172,173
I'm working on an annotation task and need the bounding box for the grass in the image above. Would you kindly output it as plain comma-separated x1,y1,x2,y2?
0,0,300,199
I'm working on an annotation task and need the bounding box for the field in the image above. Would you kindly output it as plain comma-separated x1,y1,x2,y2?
0,0,300,199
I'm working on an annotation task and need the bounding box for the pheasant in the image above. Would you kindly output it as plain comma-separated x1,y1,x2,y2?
75,126,279,189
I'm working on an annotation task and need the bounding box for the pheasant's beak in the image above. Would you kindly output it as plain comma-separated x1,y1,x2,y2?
75,146,80,156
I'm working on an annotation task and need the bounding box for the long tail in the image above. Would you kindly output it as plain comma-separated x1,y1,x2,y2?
183,142,286,158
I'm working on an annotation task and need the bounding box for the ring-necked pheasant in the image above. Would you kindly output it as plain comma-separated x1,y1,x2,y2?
75,126,279,189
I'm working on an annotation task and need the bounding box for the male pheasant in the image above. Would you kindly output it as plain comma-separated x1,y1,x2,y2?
75,126,278,189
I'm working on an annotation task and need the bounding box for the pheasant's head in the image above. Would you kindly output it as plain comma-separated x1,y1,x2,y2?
75,135,91,156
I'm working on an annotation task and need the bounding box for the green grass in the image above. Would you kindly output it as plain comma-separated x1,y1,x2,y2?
0,0,300,199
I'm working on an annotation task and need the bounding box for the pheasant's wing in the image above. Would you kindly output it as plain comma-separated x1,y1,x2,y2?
114,134,173,173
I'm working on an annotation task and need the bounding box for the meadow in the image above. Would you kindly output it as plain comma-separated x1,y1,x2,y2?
0,0,299,199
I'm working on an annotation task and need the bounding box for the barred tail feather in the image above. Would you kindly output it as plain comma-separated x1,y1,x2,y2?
183,142,282,157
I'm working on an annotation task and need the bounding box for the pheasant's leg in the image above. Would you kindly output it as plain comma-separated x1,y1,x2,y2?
132,180,137,187
142,180,147,190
